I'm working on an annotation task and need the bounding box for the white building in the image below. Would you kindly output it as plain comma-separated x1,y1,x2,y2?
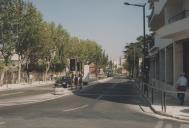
148,0,189,90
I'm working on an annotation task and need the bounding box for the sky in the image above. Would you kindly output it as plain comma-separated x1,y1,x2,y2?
28,0,150,61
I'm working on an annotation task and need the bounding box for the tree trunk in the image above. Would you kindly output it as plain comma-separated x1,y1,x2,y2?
0,70,5,86
26,62,30,83
18,55,21,83
12,72,15,84
45,62,50,81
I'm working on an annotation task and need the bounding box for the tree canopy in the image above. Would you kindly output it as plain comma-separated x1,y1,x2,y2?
0,0,110,81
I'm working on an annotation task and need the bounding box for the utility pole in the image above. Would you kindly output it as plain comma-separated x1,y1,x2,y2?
124,2,148,81
133,46,136,78
96,45,98,79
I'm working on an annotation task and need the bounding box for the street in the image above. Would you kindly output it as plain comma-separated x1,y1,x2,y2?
0,78,188,128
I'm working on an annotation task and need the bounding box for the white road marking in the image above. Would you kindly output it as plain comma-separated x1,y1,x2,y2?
0,92,24,96
63,104,89,112
154,121,163,128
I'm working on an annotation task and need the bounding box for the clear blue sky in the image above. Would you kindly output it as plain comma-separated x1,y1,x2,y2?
28,0,150,60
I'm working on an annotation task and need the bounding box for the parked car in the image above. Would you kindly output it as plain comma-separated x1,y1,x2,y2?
55,76,72,88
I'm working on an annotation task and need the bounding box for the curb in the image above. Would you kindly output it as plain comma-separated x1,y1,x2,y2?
141,94,189,122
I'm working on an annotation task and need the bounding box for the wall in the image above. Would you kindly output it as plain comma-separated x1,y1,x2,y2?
173,42,183,86
164,0,183,24
159,49,165,81
183,0,189,10
166,44,173,84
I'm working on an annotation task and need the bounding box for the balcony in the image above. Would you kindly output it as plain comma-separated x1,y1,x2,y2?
148,37,160,57
168,10,189,24
148,8,154,24
148,0,167,30
157,14,189,41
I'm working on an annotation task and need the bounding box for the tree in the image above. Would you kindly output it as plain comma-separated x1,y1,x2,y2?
0,0,110,84
15,2,43,82
0,0,21,84
0,0,18,65
38,22,57,81
123,34,152,78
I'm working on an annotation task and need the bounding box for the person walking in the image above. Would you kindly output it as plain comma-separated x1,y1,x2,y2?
78,73,83,89
176,73,188,105
74,74,78,89
70,72,74,89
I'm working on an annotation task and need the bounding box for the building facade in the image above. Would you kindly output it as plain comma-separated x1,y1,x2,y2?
148,0,189,90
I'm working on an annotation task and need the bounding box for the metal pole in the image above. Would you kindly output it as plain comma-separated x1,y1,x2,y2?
134,47,135,78
143,4,148,84
96,45,98,79
151,88,154,104
163,92,166,112
161,91,164,112
143,5,146,50
123,2,147,81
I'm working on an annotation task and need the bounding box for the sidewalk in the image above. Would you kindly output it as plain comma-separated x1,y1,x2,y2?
0,80,54,92
148,89,189,120
134,80,189,121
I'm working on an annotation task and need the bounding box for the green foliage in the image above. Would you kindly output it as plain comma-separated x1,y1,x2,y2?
0,0,110,75
123,35,152,78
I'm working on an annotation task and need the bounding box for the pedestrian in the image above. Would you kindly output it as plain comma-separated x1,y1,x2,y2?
70,72,74,89
78,73,83,89
176,73,188,105
74,74,78,89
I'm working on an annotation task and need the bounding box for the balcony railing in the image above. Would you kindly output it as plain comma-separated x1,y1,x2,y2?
168,10,189,24
148,8,154,24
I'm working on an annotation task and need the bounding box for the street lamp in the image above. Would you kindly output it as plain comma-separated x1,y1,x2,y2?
123,2,148,81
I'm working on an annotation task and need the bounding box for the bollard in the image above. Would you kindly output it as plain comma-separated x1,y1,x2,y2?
151,88,154,104
161,91,164,112
163,92,166,112
147,86,149,97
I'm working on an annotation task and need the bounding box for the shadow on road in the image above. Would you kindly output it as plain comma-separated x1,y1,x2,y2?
74,81,149,107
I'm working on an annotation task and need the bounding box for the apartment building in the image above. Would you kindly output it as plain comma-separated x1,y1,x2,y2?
148,0,189,90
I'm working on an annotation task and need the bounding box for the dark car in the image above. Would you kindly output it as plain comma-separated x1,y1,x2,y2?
55,76,72,88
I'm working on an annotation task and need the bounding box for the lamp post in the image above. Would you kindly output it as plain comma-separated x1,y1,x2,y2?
96,45,98,80
124,2,148,81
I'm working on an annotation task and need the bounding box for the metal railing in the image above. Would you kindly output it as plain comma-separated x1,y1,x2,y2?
168,10,189,24
148,8,154,24
135,80,189,113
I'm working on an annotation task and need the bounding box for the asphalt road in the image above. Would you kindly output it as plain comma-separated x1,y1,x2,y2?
0,78,188,128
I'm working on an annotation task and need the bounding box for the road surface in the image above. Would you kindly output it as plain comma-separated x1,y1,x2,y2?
0,78,188,128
